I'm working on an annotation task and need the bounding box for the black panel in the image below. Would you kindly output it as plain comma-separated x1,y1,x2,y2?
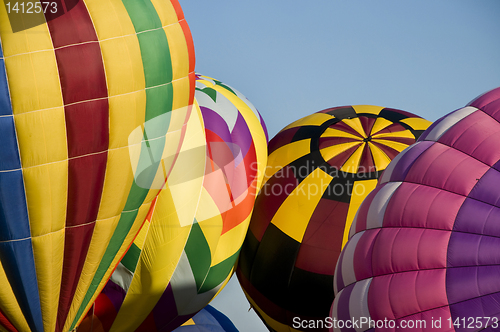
379,108,408,123
238,229,260,280
249,223,301,310
291,125,325,143
287,267,334,317
326,106,357,120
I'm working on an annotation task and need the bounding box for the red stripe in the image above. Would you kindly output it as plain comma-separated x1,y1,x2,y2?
0,308,17,332
45,2,109,331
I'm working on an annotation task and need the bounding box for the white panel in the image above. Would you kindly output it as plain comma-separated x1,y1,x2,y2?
349,278,373,332
340,231,363,289
366,182,402,230
423,106,477,142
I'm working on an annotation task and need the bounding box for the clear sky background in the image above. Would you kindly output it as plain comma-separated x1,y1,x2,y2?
179,1,500,331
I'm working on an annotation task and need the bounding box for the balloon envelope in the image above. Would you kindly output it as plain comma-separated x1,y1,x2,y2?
332,87,500,331
237,106,431,331
0,1,195,331
78,74,268,331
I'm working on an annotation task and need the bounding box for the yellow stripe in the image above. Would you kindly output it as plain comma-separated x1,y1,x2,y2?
150,0,178,26
372,129,414,140
15,107,68,168
32,231,65,332
0,4,63,115
352,105,384,115
109,186,193,332
132,217,151,251
67,202,153,331
372,138,410,152
370,117,394,135
321,127,364,141
281,113,332,132
342,179,377,248
400,117,432,130
368,142,392,171
265,139,310,184
84,0,137,40
341,117,367,138
320,141,361,163
340,143,365,173
163,19,190,82
0,266,30,332
212,215,251,266
272,168,332,242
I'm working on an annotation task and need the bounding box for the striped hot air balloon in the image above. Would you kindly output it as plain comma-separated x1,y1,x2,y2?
237,105,431,331
0,1,195,331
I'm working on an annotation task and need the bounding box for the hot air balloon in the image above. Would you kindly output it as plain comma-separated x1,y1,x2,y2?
236,106,431,331
0,1,195,331
77,74,268,331
173,305,239,332
331,87,500,331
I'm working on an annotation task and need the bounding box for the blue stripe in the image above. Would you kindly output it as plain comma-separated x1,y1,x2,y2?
0,241,43,332
0,42,43,332
0,58,11,116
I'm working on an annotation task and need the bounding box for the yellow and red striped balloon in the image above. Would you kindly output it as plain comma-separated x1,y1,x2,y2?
0,1,195,331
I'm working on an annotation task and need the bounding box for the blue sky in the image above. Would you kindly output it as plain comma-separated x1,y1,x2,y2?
179,1,500,331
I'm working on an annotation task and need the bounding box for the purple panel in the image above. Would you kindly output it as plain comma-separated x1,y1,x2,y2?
334,283,354,331
453,198,500,238
418,111,455,142
447,232,480,267
446,266,480,304
449,293,500,332
200,107,232,144
469,168,500,207
259,112,269,143
152,283,179,330
101,280,126,312
334,247,346,292
386,141,434,183
230,113,253,160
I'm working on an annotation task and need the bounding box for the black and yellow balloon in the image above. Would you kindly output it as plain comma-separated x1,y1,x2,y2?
237,105,432,331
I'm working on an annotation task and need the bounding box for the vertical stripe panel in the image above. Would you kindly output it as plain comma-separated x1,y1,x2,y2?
0,15,44,331
70,0,180,328
44,2,109,331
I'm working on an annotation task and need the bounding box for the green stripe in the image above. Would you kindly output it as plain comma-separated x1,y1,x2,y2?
70,0,175,328
120,243,142,273
199,250,239,293
184,222,212,290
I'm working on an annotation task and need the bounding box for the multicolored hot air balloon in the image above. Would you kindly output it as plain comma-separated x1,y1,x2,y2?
237,106,431,331
78,74,268,331
173,305,239,332
0,1,195,331
331,87,500,331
